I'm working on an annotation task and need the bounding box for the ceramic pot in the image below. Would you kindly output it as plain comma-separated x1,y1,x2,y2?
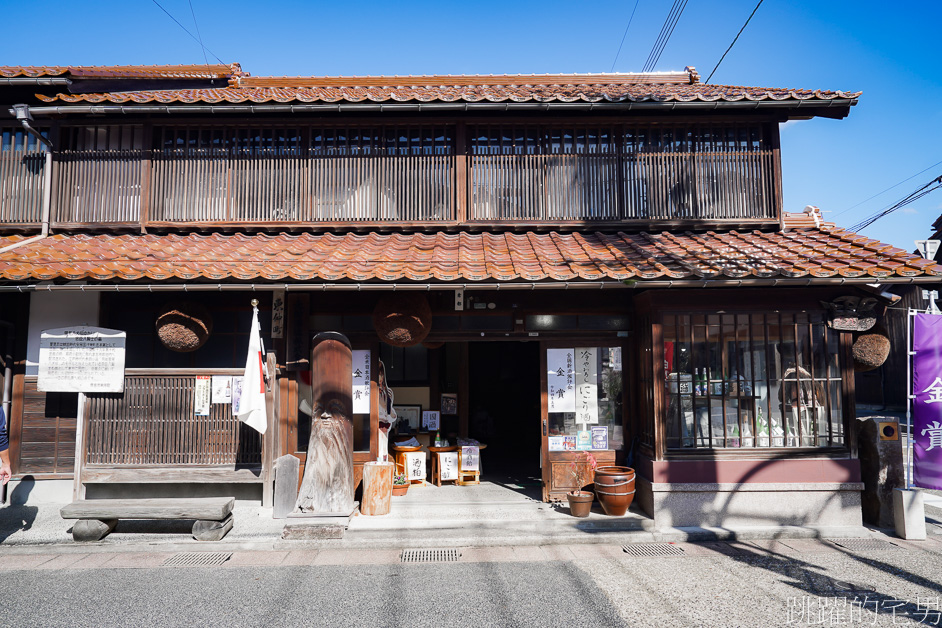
392,483,409,497
594,466,635,516
566,490,594,517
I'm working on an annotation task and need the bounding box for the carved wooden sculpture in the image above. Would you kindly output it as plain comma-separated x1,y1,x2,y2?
295,332,355,513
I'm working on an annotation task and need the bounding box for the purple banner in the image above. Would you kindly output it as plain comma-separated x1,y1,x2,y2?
913,313,942,490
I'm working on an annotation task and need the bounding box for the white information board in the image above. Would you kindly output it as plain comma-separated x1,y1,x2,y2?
575,347,599,425
546,348,575,413
37,326,126,393
194,376,211,416
352,350,371,414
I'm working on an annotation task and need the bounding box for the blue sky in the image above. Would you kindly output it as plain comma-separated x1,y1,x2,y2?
2,0,939,251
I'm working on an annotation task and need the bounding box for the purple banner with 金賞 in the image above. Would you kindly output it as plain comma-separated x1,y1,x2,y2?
913,313,942,490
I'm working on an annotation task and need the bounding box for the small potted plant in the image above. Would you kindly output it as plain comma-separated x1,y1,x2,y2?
566,451,597,517
392,473,409,496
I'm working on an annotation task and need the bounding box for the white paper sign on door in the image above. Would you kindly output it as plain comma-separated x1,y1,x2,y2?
546,348,575,413
352,349,371,414
575,347,599,424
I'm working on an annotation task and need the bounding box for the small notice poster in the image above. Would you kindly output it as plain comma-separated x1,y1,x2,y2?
211,376,232,404
548,436,565,451
576,430,592,450
611,347,623,372
231,376,244,414
461,446,480,472
37,326,126,393
194,376,211,416
441,393,458,415
422,411,440,431
575,347,599,425
563,436,577,451
440,452,458,481
352,350,371,414
405,451,426,481
547,348,575,413
591,426,609,450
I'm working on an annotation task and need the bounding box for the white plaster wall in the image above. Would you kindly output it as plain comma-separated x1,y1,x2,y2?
25,291,100,375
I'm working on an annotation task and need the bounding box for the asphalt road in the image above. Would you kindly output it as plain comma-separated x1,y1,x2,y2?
5,538,942,627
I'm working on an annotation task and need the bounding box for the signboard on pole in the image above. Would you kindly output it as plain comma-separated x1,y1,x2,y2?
37,326,126,393
912,313,942,490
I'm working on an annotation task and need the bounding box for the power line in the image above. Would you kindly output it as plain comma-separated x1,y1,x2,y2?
849,175,942,233
705,0,764,84
610,0,642,73
642,0,689,73
187,0,209,66
834,158,942,218
150,0,225,65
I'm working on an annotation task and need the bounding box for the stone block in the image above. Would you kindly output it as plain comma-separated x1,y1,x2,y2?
893,488,926,540
857,417,905,528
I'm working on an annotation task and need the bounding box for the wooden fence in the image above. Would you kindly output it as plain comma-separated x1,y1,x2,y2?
0,126,46,225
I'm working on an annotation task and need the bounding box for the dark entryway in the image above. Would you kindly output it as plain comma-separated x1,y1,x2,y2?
468,341,541,485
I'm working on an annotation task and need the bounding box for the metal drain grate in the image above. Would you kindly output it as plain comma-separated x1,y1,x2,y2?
830,539,898,552
163,552,232,567
401,548,461,563
622,543,685,557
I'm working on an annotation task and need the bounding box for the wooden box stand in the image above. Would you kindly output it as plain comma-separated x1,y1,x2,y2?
457,448,480,486
361,461,393,516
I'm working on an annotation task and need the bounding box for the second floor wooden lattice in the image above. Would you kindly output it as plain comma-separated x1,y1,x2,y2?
1,120,781,227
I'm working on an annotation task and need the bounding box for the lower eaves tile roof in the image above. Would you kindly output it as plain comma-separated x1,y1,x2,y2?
0,228,937,284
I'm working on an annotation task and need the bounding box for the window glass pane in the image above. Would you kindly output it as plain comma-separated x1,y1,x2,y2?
547,347,624,451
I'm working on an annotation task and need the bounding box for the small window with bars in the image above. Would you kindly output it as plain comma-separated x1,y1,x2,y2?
662,311,844,450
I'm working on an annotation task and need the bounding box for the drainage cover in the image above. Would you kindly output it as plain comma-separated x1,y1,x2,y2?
401,548,461,563
830,539,898,552
622,543,685,557
163,552,232,567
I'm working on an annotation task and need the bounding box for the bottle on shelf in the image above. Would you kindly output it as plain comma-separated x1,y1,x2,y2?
693,368,701,396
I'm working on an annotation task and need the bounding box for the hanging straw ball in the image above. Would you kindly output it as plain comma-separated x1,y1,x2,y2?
852,324,890,372
372,293,432,347
156,302,214,352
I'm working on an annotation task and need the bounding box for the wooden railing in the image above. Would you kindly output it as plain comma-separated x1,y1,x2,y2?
83,371,261,467
53,150,143,224
0,126,46,225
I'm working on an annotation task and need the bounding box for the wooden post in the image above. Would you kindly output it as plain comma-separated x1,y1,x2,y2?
262,351,277,508
360,461,393,516
295,332,355,514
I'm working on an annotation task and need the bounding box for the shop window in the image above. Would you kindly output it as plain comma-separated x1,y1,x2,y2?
663,312,844,450
547,347,625,451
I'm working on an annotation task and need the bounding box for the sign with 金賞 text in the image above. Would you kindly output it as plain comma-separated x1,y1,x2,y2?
913,313,942,490
38,326,126,393
547,348,575,413
352,350,371,414
575,347,599,425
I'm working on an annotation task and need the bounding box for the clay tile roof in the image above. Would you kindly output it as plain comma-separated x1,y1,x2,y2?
0,63,243,79
31,65,861,105
0,226,937,284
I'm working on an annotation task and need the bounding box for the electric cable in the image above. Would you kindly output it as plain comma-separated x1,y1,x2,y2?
834,158,942,218
642,0,688,73
610,0,642,73
705,0,764,84
151,0,226,65
188,0,210,66
849,175,942,232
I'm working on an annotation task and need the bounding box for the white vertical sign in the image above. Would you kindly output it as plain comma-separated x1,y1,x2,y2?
352,349,371,414
575,347,599,425
194,375,211,416
547,348,575,413
440,452,458,481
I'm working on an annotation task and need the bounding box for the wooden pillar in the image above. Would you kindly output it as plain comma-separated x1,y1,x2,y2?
295,332,355,514
458,342,469,438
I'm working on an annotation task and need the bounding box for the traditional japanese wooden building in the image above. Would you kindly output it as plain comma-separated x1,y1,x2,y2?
1,63,938,529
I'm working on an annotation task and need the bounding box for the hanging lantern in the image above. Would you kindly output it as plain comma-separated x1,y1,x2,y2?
156,302,214,352
852,324,890,372
372,293,432,347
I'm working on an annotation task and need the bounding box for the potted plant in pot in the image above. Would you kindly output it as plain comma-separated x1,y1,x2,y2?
392,473,410,496
566,452,597,517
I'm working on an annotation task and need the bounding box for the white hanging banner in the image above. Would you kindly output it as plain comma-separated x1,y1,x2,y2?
439,452,458,481
405,451,426,481
352,350,371,414
546,348,575,413
575,347,599,425
37,326,126,393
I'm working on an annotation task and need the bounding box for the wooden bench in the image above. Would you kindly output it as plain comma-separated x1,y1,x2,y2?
60,497,235,542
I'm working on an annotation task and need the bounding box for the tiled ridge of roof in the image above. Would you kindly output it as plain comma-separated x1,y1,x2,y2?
0,227,934,283
36,83,861,105
0,63,243,79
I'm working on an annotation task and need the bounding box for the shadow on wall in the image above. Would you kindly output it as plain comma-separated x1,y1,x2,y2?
0,476,38,544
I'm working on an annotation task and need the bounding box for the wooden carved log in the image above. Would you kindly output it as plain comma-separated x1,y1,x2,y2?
72,518,117,542
361,461,393,516
295,332,355,514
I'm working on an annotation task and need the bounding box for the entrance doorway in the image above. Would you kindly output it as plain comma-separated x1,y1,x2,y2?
468,341,541,488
